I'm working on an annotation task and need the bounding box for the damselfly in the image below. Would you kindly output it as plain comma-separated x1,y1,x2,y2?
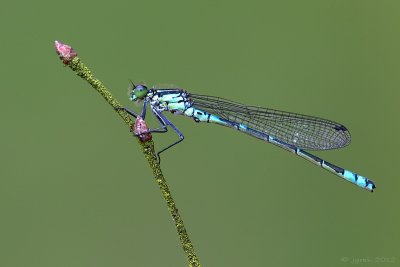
118,82,376,192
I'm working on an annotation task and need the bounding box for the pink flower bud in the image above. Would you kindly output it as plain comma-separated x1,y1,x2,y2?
55,40,77,64
131,117,152,142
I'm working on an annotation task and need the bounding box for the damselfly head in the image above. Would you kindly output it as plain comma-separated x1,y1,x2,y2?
128,81,149,102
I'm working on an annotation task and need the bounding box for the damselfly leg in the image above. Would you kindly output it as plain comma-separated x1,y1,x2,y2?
115,100,147,118
117,102,185,163
152,109,185,163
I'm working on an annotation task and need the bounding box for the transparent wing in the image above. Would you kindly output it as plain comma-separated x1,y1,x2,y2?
189,94,351,150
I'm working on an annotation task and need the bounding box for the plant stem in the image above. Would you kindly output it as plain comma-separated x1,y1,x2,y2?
56,42,201,267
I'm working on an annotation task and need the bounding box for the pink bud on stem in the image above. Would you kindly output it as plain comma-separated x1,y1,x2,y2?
132,117,152,142
54,40,77,64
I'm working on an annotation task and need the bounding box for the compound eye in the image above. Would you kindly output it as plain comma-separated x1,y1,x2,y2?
134,85,149,99
136,84,147,91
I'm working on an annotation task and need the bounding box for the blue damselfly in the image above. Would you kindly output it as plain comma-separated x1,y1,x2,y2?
118,83,375,192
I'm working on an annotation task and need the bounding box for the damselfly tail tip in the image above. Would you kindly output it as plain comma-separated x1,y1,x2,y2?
366,180,376,192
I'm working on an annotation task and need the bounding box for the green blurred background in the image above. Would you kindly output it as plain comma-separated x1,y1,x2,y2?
0,1,399,266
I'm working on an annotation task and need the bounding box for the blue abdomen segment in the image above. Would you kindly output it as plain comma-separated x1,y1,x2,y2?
185,107,233,126
296,149,375,192
185,108,376,192
342,170,375,191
